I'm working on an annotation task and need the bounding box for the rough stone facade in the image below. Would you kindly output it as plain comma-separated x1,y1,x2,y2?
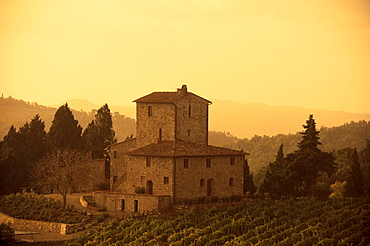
95,85,247,213
174,155,244,203
94,191,171,214
74,158,108,192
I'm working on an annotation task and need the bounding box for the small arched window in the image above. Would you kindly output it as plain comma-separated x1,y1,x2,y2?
200,179,206,187
229,178,235,186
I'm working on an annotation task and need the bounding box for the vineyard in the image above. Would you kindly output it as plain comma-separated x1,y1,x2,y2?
69,198,370,245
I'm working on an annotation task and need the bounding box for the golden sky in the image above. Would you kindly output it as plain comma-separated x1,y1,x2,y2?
1,0,369,113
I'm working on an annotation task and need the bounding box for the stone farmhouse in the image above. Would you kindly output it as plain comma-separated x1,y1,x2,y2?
94,85,248,214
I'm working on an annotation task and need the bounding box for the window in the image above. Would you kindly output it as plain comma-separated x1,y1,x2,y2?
187,129,191,137
184,159,189,168
148,106,152,116
113,176,118,183
230,157,235,166
113,151,117,158
200,179,205,187
159,128,162,141
206,158,211,168
120,199,125,210
229,178,235,186
146,158,151,167
188,105,192,117
164,177,169,184
134,200,138,212
141,176,145,183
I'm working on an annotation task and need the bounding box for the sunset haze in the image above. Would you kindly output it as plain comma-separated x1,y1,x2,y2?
1,0,369,113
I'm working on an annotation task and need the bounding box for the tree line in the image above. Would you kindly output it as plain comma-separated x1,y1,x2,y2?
0,103,116,202
239,115,370,199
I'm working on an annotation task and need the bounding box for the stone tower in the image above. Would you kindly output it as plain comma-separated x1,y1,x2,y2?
134,85,211,148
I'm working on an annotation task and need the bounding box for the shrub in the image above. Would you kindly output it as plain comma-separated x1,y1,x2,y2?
96,215,105,223
135,187,146,194
103,212,110,218
0,223,14,243
210,196,219,203
197,197,206,204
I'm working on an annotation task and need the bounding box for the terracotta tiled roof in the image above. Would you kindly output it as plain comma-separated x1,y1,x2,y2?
127,140,247,157
133,92,211,104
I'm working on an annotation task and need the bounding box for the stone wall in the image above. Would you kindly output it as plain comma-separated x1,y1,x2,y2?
73,158,108,192
94,191,172,214
0,212,85,235
136,103,176,148
110,138,137,191
174,155,244,203
125,156,174,196
175,94,209,145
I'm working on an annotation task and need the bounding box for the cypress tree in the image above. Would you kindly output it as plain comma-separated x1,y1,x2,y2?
346,149,364,197
83,104,116,159
48,104,83,150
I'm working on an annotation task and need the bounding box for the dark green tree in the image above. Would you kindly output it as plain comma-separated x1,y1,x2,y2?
275,144,284,163
243,159,256,193
345,149,364,197
359,139,370,196
297,115,321,154
83,104,116,159
0,115,48,194
48,104,83,150
259,115,336,197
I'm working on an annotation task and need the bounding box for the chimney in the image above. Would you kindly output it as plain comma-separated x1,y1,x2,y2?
177,85,188,96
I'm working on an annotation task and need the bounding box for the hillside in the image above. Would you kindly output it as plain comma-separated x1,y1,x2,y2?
0,97,135,142
2,97,369,141
1,96,369,173
209,120,370,173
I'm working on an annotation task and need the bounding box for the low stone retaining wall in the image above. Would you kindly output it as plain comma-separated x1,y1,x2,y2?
80,196,92,208
0,212,87,235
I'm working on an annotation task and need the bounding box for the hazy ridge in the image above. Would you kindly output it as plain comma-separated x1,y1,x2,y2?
1,97,369,141
1,97,369,173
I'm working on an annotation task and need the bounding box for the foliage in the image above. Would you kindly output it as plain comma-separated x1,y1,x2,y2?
135,187,146,194
260,115,337,197
32,149,91,208
209,120,370,173
48,103,83,150
0,193,87,224
0,115,47,194
83,104,116,159
243,159,256,193
330,181,346,199
360,139,370,196
0,222,14,243
68,198,370,246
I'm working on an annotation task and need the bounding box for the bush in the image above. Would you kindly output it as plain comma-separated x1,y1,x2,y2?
103,212,110,218
96,215,105,223
197,197,206,204
0,223,14,243
135,187,146,194
210,196,219,203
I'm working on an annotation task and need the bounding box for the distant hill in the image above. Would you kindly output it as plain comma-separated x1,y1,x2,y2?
209,120,370,173
209,99,370,138
1,96,369,147
0,97,135,142
53,98,370,139
53,99,136,119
